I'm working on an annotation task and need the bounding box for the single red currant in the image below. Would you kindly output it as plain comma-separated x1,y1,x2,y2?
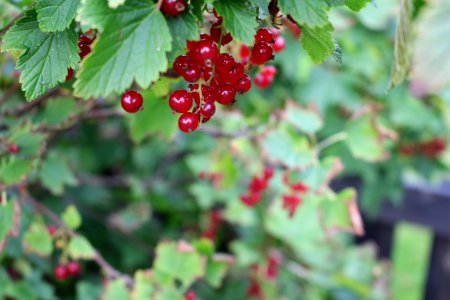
178,112,200,133
66,68,73,81
236,74,252,94
47,225,58,237
255,28,274,44
217,83,236,105
169,89,193,113
7,144,19,154
173,55,192,76
66,261,81,277
185,291,197,300
182,63,202,82
78,34,94,47
192,39,219,68
210,21,233,45
54,265,69,281
202,67,213,81
79,44,91,59
273,36,285,52
261,65,277,78
121,90,144,113
271,28,281,39
200,102,216,118
250,42,274,65
254,74,272,89
216,53,235,74
201,116,211,123
190,91,200,106
228,63,245,84
161,0,187,17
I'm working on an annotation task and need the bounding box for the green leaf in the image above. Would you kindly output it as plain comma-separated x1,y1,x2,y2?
0,200,15,243
154,241,204,287
1,10,79,100
103,279,130,300
77,0,111,30
36,0,80,32
214,0,259,45
167,13,199,63
23,219,53,256
301,24,335,64
0,159,34,185
387,0,414,90
74,0,172,98
61,205,82,230
278,0,329,28
68,236,96,260
205,257,230,288
132,271,153,300
39,153,78,195
76,281,102,300
412,0,450,92
128,90,177,142
282,101,323,134
346,0,371,11
108,0,126,9
39,97,78,125
249,0,270,19
345,116,386,162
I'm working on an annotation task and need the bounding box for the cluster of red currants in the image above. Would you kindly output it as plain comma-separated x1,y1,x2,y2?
240,167,274,207
169,16,253,133
65,32,96,81
281,173,309,217
53,261,81,281
399,138,447,159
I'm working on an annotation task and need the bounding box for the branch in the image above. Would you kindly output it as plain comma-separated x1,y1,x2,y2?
1,89,60,117
0,13,23,37
19,189,134,286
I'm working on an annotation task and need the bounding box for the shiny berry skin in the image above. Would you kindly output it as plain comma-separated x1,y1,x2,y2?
261,65,277,78
8,144,19,154
66,68,73,81
192,39,219,68
173,55,192,76
210,21,233,45
216,53,235,74
79,44,91,59
182,63,202,82
250,42,273,65
201,102,216,118
54,265,68,281
161,0,187,17
254,74,272,89
255,28,274,43
228,63,245,84
66,261,81,277
178,112,200,133
169,89,193,113
217,83,236,105
236,74,252,94
200,85,218,103
273,36,285,52
121,90,143,113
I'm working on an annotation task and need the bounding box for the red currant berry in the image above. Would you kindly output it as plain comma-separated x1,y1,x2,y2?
161,0,187,17
54,265,69,281
201,85,218,103
169,89,193,113
240,44,250,63
121,90,143,113
192,39,219,68
261,65,277,78
8,144,19,154
201,116,211,123
178,112,200,133
78,34,93,46
66,261,81,277
202,67,213,81
173,55,192,76
191,91,200,106
263,167,274,180
250,177,268,193
255,28,274,44
66,68,73,81
285,19,302,38
185,291,197,300
186,40,197,52
228,63,245,84
250,42,273,65
216,53,235,74
79,44,91,59
236,74,252,94
210,21,233,45
182,63,202,82
254,74,272,89
240,192,261,207
200,102,216,118
273,36,285,52
271,28,281,39
217,83,236,105
47,225,58,237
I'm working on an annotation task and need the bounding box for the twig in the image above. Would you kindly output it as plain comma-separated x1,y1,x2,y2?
0,82,20,105
1,89,60,117
19,190,134,286
0,13,23,37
